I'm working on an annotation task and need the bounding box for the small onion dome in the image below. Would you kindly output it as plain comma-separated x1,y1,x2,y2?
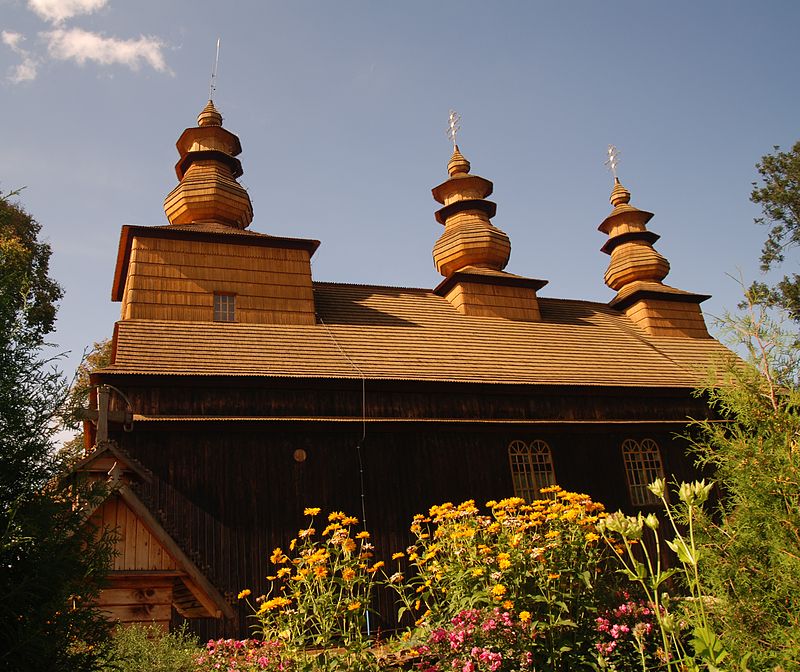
447,146,471,176
610,177,630,206
197,100,223,127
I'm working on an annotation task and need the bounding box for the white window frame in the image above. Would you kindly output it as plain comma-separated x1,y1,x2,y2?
508,439,556,501
621,438,665,507
213,293,236,322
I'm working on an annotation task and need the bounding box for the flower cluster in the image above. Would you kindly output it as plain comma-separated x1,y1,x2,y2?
414,608,536,672
391,487,614,669
594,594,662,670
194,638,287,671
239,508,380,670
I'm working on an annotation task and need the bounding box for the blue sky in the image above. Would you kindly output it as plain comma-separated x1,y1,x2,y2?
2,1,799,378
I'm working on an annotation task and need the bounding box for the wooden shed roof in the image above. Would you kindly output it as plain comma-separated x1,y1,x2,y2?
102,282,732,388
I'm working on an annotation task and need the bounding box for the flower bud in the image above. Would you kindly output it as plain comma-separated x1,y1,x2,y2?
647,478,666,499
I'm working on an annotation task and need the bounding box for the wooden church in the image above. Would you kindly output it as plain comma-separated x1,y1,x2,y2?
80,100,732,635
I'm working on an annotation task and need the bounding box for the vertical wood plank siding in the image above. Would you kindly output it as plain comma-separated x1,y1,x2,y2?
119,423,699,639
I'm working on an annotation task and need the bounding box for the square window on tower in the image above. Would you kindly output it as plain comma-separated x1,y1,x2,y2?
213,293,236,322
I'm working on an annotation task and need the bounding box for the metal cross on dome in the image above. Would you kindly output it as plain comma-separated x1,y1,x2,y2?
605,144,620,180
447,109,462,149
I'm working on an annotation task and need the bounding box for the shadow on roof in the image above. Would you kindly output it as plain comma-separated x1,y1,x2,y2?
313,284,423,327
537,298,617,327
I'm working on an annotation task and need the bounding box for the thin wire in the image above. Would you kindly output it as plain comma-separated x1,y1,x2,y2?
317,313,371,635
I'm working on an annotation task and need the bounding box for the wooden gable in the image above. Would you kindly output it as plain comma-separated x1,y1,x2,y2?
89,486,234,629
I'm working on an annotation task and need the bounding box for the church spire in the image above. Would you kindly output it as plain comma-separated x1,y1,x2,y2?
598,176,670,291
431,143,510,277
163,100,253,229
598,149,710,338
432,112,546,321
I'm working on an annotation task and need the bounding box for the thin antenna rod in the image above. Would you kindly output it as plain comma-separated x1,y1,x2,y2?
209,38,221,101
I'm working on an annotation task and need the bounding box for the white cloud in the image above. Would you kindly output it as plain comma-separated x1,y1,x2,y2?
43,28,168,72
2,30,24,50
27,0,107,24
2,30,39,82
9,56,39,82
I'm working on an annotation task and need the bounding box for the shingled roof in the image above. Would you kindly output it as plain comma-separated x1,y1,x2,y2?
102,281,732,388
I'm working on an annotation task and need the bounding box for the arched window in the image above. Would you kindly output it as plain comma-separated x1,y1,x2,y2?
508,439,556,501
621,438,665,507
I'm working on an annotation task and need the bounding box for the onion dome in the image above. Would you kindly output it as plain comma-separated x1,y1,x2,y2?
163,100,253,229
432,145,511,277
197,99,223,127
599,177,669,291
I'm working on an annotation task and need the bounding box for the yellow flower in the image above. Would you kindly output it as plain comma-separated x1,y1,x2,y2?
471,567,485,577
548,572,561,580
367,560,385,574
491,584,507,598
356,531,370,539
342,568,356,581
519,611,531,623
323,523,341,536
585,532,600,543
314,565,328,579
545,530,560,539
502,600,513,610
304,507,321,516
539,485,561,495
270,548,287,564
299,527,315,538
277,568,291,579
497,552,511,570
392,552,405,560
342,516,359,526
289,538,297,551
328,511,344,522
415,609,431,627
342,538,356,553
347,601,361,611
237,589,251,600
257,596,292,614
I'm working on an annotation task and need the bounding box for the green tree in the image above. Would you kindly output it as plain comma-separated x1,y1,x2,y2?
60,338,113,465
0,190,63,338
690,292,800,670
750,140,800,319
0,191,113,671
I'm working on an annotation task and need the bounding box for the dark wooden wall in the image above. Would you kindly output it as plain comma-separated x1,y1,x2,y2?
114,419,701,639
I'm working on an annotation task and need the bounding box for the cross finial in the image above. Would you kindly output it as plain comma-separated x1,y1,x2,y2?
209,38,221,102
447,109,461,150
605,144,620,180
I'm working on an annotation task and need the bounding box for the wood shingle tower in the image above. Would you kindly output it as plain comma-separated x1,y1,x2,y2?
599,177,710,337
432,144,547,321
163,99,253,229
